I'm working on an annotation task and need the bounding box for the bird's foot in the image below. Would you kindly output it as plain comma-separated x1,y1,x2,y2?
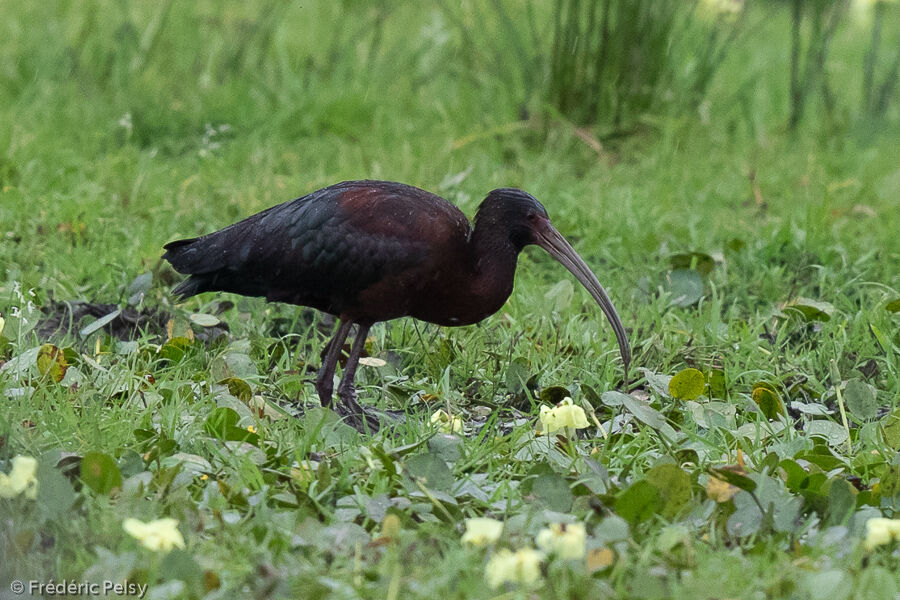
335,390,404,433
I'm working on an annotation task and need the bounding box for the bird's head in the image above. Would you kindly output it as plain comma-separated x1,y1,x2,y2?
476,188,632,371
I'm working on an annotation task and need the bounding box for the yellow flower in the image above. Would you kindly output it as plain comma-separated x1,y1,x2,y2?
123,517,186,553
485,547,544,589
539,397,590,435
535,522,586,559
0,315,5,336
431,409,464,434
0,455,39,499
461,517,503,547
864,517,900,550
246,425,257,434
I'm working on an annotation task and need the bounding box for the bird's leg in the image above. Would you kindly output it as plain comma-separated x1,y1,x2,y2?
336,323,383,431
316,319,353,409
337,323,370,403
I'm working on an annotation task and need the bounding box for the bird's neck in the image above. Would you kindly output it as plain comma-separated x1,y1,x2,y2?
468,221,520,307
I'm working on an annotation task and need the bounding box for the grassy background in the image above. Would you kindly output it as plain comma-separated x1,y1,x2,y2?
1,1,899,598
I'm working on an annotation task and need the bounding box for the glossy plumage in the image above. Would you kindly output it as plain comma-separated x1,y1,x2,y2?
163,180,630,430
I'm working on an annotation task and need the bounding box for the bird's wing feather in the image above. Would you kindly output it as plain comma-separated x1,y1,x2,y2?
164,181,471,312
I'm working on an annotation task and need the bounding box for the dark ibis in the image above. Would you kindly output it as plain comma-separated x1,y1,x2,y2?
163,180,630,430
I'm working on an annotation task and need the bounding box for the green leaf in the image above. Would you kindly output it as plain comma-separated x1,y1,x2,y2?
615,480,661,525
827,477,856,526
529,472,573,512
80,451,123,495
505,357,530,395
79,309,122,337
539,385,570,405
856,567,898,600
190,312,221,327
127,272,153,305
806,420,848,446
158,337,192,362
405,453,454,493
35,460,76,523
621,394,666,429
645,464,692,519
783,297,835,322
669,251,715,276
707,467,757,493
36,343,68,382
203,407,259,445
668,368,705,400
666,269,704,307
885,298,900,313
844,379,879,421
881,408,900,450
751,383,784,419
219,377,252,402
708,368,727,399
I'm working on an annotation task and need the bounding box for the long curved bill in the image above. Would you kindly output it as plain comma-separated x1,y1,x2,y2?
536,223,631,372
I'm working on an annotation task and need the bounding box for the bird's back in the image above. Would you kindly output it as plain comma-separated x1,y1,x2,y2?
163,180,472,321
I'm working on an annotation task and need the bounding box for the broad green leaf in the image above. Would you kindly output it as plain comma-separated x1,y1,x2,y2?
621,394,666,429
783,297,835,322
806,420,848,446
827,477,856,526
881,408,900,450
35,460,76,523
505,357,530,395
666,269,704,307
707,466,757,492
708,368,727,399
80,451,123,495
645,464,692,519
801,570,853,600
885,298,900,313
601,390,628,406
844,379,879,421
668,368,705,400
856,567,898,600
190,312,221,327
219,377,252,402
203,407,259,445
529,472,573,512
751,384,784,419
616,480,661,525
638,368,672,398
405,453,454,493
539,386,570,405
127,272,153,305
36,343,68,382
79,309,122,337
158,337,192,362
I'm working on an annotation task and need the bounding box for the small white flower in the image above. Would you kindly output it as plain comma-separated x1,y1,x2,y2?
431,409,464,434
485,547,544,589
461,517,503,547
0,455,39,499
535,522,586,559
539,397,590,435
123,517,185,553
864,517,900,550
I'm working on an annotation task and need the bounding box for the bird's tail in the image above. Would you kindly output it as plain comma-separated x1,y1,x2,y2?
162,236,221,300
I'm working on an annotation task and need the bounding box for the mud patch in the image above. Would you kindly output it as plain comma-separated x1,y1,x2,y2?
37,301,171,341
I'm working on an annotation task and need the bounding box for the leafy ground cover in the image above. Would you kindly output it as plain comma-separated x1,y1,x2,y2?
1,2,899,598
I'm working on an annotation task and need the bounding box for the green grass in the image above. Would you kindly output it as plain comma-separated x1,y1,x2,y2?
2,1,900,599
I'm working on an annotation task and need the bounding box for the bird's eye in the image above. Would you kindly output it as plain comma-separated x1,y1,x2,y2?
526,212,538,222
